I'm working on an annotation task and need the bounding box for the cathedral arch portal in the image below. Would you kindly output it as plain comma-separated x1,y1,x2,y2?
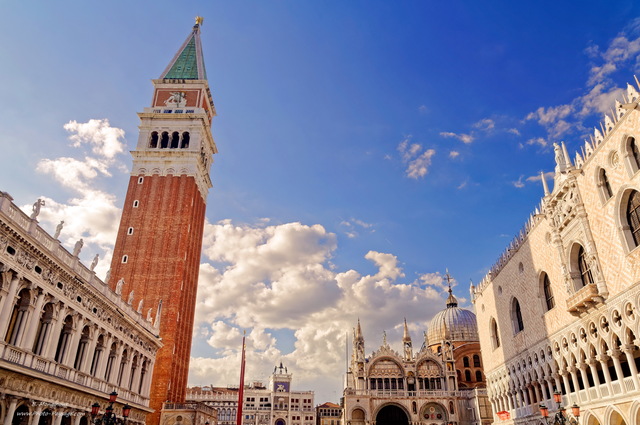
374,403,409,425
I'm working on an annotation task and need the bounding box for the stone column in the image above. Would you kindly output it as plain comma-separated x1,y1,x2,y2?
96,334,114,380
20,290,46,350
81,328,99,374
587,359,602,398
546,379,555,403
608,349,625,391
53,408,63,425
596,354,614,396
29,405,44,425
561,373,571,400
568,366,581,398
3,398,19,425
622,344,640,391
578,364,591,400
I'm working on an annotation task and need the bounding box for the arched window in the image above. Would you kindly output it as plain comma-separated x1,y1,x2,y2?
117,349,129,386
627,190,640,248
139,359,148,394
90,335,105,376
181,132,190,148
149,131,158,148
170,131,180,149
625,136,640,174
577,245,594,287
475,370,483,382
33,303,54,355
73,326,91,370
54,315,74,363
463,356,470,368
464,370,471,381
160,131,169,148
598,168,613,201
473,354,481,367
104,343,117,381
512,298,524,334
490,318,500,349
129,355,138,390
5,288,31,345
542,273,555,311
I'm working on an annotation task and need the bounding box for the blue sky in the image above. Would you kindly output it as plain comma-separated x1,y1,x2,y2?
1,1,640,403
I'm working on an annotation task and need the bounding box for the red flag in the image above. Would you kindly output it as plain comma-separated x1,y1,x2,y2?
236,332,246,425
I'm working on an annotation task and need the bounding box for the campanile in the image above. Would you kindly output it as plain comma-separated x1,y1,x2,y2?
108,18,217,425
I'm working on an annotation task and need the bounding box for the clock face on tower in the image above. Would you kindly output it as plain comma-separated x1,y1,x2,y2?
275,382,290,392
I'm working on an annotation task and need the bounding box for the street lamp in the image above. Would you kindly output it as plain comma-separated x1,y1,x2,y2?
539,391,580,424
90,392,132,425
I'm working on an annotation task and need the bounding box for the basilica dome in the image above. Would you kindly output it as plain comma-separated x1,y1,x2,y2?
427,288,479,344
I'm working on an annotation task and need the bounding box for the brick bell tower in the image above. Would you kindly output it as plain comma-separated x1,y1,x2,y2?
108,17,217,425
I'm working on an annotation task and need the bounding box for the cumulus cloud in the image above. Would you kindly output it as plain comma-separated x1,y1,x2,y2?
473,118,495,131
397,136,436,179
191,220,454,400
26,119,127,277
449,150,460,159
524,21,640,144
526,137,548,148
526,171,555,183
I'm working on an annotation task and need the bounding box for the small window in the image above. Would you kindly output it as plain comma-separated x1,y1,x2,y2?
127,227,134,235
137,176,144,184
490,318,500,349
473,354,481,367
577,246,594,287
464,370,471,382
463,356,470,368
475,370,482,382
160,131,169,148
598,168,613,201
181,132,190,148
512,298,524,334
122,255,128,264
170,131,180,149
133,200,139,208
543,273,555,311
149,131,158,148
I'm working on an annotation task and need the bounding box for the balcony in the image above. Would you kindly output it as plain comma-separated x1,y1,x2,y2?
566,283,604,314
0,342,149,407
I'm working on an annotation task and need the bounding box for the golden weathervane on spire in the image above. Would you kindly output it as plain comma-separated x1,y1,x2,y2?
195,16,204,26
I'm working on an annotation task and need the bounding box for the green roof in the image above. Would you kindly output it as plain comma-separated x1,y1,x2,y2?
160,24,207,80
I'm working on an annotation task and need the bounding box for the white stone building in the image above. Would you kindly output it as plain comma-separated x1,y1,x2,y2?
472,82,640,425
0,192,161,425
186,363,315,425
342,295,492,425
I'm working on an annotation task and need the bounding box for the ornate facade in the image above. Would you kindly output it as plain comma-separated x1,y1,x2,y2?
472,82,640,425
342,292,492,425
0,192,161,425
186,364,316,425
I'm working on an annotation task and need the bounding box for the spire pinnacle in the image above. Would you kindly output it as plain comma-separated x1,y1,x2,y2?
160,19,208,80
403,318,411,342
541,171,550,195
444,269,458,308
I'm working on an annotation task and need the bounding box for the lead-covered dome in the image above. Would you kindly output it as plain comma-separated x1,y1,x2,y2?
427,288,479,344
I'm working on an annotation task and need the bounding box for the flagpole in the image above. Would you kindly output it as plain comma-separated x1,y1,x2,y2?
236,331,246,425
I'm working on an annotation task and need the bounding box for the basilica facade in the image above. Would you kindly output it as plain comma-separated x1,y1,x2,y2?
472,83,640,425
342,289,492,425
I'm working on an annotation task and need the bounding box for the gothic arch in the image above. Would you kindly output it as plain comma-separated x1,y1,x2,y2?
604,404,629,425
620,134,640,176
567,242,594,290
614,185,640,253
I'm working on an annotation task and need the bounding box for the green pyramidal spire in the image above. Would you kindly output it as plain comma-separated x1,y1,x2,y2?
160,17,208,80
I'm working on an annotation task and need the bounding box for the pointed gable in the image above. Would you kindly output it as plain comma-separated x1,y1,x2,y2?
160,19,208,80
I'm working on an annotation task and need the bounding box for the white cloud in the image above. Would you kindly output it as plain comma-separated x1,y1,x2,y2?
525,22,640,142
449,150,460,159
340,218,374,238
473,118,495,131
26,119,127,277
397,137,436,179
457,181,468,190
512,176,525,188
526,171,555,183
191,220,454,401
440,131,474,144
526,137,548,148
507,128,521,136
